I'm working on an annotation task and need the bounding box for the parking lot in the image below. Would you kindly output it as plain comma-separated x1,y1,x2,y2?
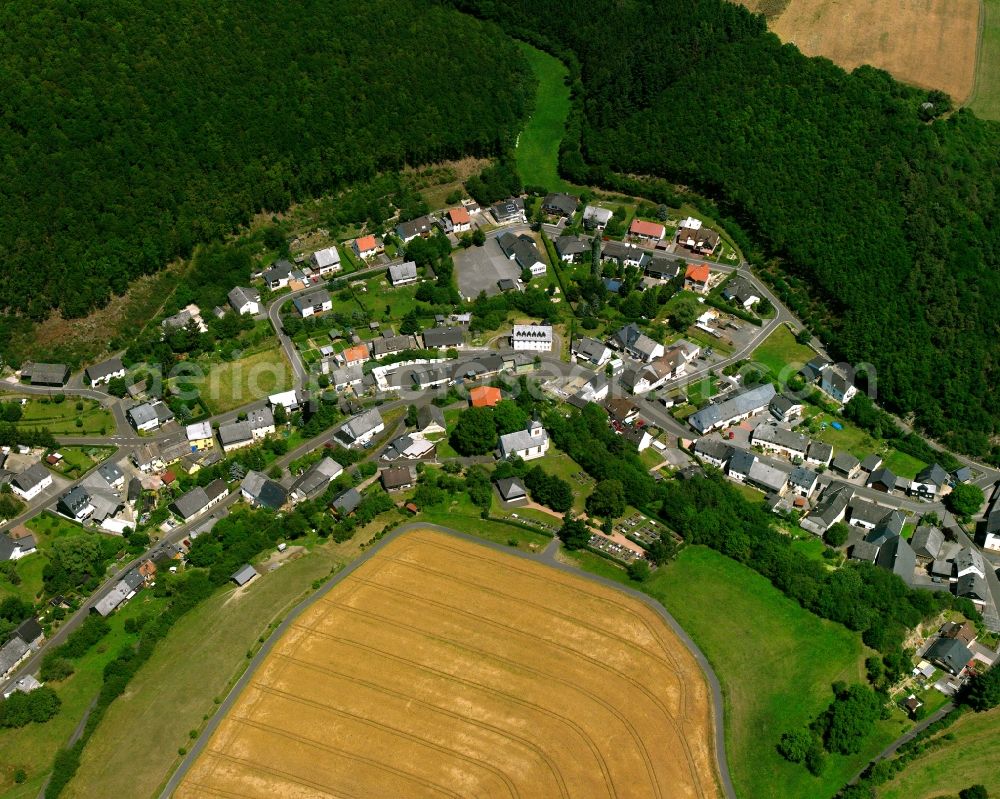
454,236,521,299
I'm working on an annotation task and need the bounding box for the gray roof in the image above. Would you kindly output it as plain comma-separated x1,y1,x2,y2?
925,637,973,675
15,617,43,646
0,637,29,676
689,384,777,433
541,193,578,216
417,404,445,432
574,337,611,363
911,525,945,559
868,466,897,489
381,464,416,489
954,546,985,576
291,457,343,499
747,460,788,493
495,477,526,501
808,483,854,527
727,450,756,477
98,461,124,484
490,197,525,221
218,420,253,446
12,463,50,493
643,255,681,279
915,463,949,488
86,357,124,383
171,486,210,520
331,363,364,387
396,215,434,239
499,422,548,457
24,362,69,385
769,395,800,417
831,452,860,474
58,486,92,517
422,326,466,348
861,454,883,472
128,403,159,427
808,441,833,463
497,232,544,270
721,275,758,305
850,541,880,562
788,466,819,490
388,261,418,283
331,487,362,514
693,438,734,464
602,240,639,263
371,334,415,357
874,535,916,584
957,573,988,602
231,564,258,586
292,289,331,313
752,424,809,453
262,259,293,283
228,286,259,309
555,235,591,258
338,408,384,443
850,499,891,527
952,466,973,483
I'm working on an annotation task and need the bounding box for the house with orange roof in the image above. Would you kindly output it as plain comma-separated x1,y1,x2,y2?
352,235,381,260
629,219,666,242
684,263,711,294
339,343,370,365
469,386,502,408
440,207,471,234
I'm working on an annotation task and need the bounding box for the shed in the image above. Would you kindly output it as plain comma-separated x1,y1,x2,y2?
231,564,258,587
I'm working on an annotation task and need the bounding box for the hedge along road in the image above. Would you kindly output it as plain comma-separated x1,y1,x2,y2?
159,523,736,799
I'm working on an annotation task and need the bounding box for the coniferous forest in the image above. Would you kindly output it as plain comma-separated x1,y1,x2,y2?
451,0,1000,459
0,0,530,318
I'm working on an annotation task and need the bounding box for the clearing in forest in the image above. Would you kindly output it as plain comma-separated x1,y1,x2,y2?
175,528,722,799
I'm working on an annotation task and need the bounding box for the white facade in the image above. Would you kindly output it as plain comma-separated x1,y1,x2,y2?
312,247,342,275
499,421,550,461
11,470,52,502
511,325,553,352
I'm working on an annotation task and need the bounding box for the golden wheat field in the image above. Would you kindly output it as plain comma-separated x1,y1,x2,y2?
174,528,722,799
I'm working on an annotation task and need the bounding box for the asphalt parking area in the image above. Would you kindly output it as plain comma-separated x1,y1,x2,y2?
454,238,520,299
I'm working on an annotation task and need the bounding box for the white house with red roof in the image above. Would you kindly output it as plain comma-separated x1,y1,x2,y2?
352,235,381,260
629,219,666,242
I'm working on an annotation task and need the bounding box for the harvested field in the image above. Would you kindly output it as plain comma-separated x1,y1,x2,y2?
175,528,721,799
742,0,980,102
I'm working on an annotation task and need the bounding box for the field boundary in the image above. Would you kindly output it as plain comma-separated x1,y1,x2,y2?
160,524,735,799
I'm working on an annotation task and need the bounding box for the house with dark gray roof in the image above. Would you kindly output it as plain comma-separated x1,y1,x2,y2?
490,197,526,224
800,483,854,535
21,362,69,387
911,463,950,499
415,405,446,438
395,215,435,242
11,463,53,501
721,276,760,309
498,232,546,276
956,574,989,606
806,441,833,467
231,564,258,587
85,357,125,386
874,535,916,584
954,546,986,580
849,499,892,530
849,540,880,563
370,334,415,359
693,439,734,469
555,234,591,263
867,466,897,493
335,408,385,448
290,458,343,503
228,286,260,315
611,322,664,362
240,471,287,510
830,452,861,479
292,289,332,318
727,450,756,482
388,261,419,286
911,525,945,561
572,337,612,367
689,384,777,434
769,394,803,422
171,479,228,521
860,454,883,473
541,193,578,218
262,259,294,289
788,466,820,498
494,477,527,503
0,637,29,679
331,487,362,515
421,326,466,349
751,424,810,458
925,636,973,675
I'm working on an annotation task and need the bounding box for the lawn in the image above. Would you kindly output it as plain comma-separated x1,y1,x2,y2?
970,0,1000,120
0,593,165,798
515,43,575,193
751,324,815,383
882,449,927,480
192,346,293,414
565,545,909,799
350,276,423,324
417,490,551,551
877,706,1000,799
46,446,115,480
534,449,592,513
13,397,114,436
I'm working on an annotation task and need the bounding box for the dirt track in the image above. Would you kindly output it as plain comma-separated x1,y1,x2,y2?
744,0,980,102
174,528,721,798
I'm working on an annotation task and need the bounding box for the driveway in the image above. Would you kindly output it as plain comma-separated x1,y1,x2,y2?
454,237,521,299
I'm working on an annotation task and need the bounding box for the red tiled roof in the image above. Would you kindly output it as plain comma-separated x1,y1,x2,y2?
355,235,377,252
685,263,710,283
449,207,471,224
469,386,502,408
629,219,666,239
341,344,370,363
162,470,176,483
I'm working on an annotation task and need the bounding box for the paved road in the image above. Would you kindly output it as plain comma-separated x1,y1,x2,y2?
159,523,736,799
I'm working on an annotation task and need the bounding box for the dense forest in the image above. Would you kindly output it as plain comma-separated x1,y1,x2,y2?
449,0,1000,458
0,0,530,321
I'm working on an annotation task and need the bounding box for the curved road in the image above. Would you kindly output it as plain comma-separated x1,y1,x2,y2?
159,523,736,799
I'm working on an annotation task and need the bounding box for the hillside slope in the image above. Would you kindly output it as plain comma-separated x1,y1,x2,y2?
453,0,1000,459
0,0,530,319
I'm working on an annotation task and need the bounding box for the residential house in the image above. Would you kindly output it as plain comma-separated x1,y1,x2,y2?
470,386,502,408
621,349,685,395
421,326,466,350
820,365,857,403
688,383,777,434
677,225,720,255
861,454,883,474
622,425,654,452
848,501,895,533
495,477,527,503
312,246,341,275
850,540,881,563
186,421,214,452
21,362,69,387
911,463,950,500
338,344,370,367
582,205,613,230
396,216,435,242
330,363,364,391
800,483,854,535
941,621,977,645
984,499,1000,552
383,434,435,460
97,461,125,489
381,464,416,492
0,637,30,679
128,400,173,432
555,235,591,263
954,547,986,580
371,333,415,359
292,289,332,318
541,193,578,218
953,467,973,484
498,232,546,277
601,240,643,268
684,263,711,294
751,424,810,459
462,354,505,381
11,463,53,501
747,460,789,495
800,355,832,383
15,618,43,649
629,219,666,242
388,261,419,286
693,438,734,469
490,197,526,224
290,457,343,503
498,278,519,292
830,452,861,479
414,405,446,438
131,442,162,473
262,260,294,289
240,471,287,510
642,254,681,281
726,450,756,483
788,466,820,498
867,467,897,493
352,235,381,260
330,487,362,516
57,486,95,522
335,408,385,448
721,276,760,309
0,531,36,562
228,286,260,316
85,357,125,386
572,337,612,367
498,420,549,461
956,574,989,609
611,322,664,362
269,390,302,413
911,525,945,562
769,394,803,423
170,479,228,521
604,398,640,425
925,637,973,676
511,324,553,352
440,207,472,234
218,421,255,453
875,535,917,585
806,441,834,468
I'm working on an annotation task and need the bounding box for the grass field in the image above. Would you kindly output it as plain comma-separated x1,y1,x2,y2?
515,43,575,193
970,0,1000,119
192,347,292,414
877,707,1000,799
12,397,114,436
751,323,815,382
175,529,722,799
46,446,115,480
882,449,928,480
565,545,908,799
743,0,980,103
534,449,593,513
